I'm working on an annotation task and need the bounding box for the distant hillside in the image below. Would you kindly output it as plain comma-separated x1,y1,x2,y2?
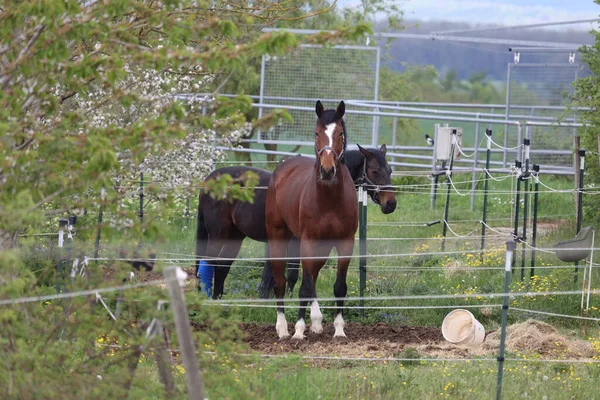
377,19,596,81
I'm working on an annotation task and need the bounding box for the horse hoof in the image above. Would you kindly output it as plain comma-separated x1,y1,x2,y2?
333,335,349,344
291,334,306,341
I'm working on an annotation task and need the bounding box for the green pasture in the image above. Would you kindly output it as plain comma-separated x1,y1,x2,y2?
20,165,599,400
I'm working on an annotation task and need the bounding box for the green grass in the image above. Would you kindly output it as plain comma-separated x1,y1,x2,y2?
26,171,599,400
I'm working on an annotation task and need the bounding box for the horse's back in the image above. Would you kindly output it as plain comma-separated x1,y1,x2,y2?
201,166,273,242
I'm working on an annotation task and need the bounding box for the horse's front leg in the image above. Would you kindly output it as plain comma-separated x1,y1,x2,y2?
333,238,354,340
292,240,328,340
268,239,290,339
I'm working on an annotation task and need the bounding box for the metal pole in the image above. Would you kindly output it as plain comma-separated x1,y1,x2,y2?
391,115,398,171
511,160,522,273
441,130,457,252
470,116,481,211
94,187,105,259
372,46,381,148
530,165,540,277
480,129,492,259
358,186,367,319
503,64,512,168
139,171,144,224
575,149,586,283
56,218,68,294
430,124,440,210
496,240,516,400
520,135,531,281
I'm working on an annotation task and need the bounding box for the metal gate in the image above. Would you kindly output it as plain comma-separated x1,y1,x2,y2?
504,56,582,170
258,44,381,146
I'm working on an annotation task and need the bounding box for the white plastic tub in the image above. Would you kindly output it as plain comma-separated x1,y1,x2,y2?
441,309,485,346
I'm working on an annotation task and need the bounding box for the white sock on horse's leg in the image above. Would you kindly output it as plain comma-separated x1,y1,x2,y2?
333,313,346,338
292,318,306,340
310,301,323,334
276,311,290,339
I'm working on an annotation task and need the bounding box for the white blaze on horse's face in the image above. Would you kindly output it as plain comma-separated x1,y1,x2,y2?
324,123,336,150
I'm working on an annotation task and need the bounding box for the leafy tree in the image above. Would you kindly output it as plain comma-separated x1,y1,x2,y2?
0,1,371,398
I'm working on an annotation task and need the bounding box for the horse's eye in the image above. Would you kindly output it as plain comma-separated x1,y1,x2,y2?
314,131,318,136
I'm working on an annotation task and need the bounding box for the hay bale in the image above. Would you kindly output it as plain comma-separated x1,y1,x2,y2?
483,319,594,358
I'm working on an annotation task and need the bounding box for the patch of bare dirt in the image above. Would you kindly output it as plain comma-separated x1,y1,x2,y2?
238,322,443,358
232,319,596,361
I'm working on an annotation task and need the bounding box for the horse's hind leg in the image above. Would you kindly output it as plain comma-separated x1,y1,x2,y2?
286,237,301,296
333,238,354,340
211,237,244,299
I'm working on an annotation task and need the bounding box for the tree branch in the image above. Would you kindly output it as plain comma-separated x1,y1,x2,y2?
3,24,45,91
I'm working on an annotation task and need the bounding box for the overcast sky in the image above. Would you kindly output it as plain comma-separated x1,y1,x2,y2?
344,0,600,30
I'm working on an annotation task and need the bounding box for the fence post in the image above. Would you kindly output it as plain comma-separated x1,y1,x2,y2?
164,266,205,400
511,160,522,273
575,148,586,283
441,129,457,252
94,187,105,259
496,240,516,400
56,218,68,294
358,186,368,319
391,115,398,171
139,171,144,224
430,124,440,210
470,115,481,211
520,134,531,281
530,165,540,277
480,129,493,259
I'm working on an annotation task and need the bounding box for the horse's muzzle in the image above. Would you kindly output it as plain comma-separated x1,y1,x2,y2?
380,199,397,214
320,165,336,181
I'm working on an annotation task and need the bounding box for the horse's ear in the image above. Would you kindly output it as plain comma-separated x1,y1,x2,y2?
379,144,387,156
337,101,345,119
315,100,324,118
357,144,372,159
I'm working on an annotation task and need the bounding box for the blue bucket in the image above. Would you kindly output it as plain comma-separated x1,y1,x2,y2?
197,260,214,298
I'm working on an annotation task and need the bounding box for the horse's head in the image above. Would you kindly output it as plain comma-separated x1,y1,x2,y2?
357,144,397,214
314,100,346,182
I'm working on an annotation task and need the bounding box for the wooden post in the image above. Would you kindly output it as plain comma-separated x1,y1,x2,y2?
164,267,204,400
153,317,176,397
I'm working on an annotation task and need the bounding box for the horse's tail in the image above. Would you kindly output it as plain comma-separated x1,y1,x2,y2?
195,195,208,278
258,243,275,298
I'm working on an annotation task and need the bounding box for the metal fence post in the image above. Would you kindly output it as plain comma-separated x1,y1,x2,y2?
575,148,586,283
496,240,516,400
358,186,368,319
480,129,493,259
441,129,457,252
470,115,481,211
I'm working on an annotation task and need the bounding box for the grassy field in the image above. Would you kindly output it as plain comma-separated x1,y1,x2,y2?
23,164,598,399
111,164,600,400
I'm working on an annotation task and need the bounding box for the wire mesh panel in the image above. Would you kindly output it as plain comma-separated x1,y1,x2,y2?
506,63,580,169
259,45,380,146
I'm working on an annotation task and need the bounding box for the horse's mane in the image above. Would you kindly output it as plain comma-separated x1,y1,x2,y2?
344,147,386,171
318,109,347,163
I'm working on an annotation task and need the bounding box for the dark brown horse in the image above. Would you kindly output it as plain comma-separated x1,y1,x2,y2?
195,145,396,299
266,100,358,340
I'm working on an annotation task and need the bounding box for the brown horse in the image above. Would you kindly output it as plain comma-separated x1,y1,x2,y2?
265,100,358,340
